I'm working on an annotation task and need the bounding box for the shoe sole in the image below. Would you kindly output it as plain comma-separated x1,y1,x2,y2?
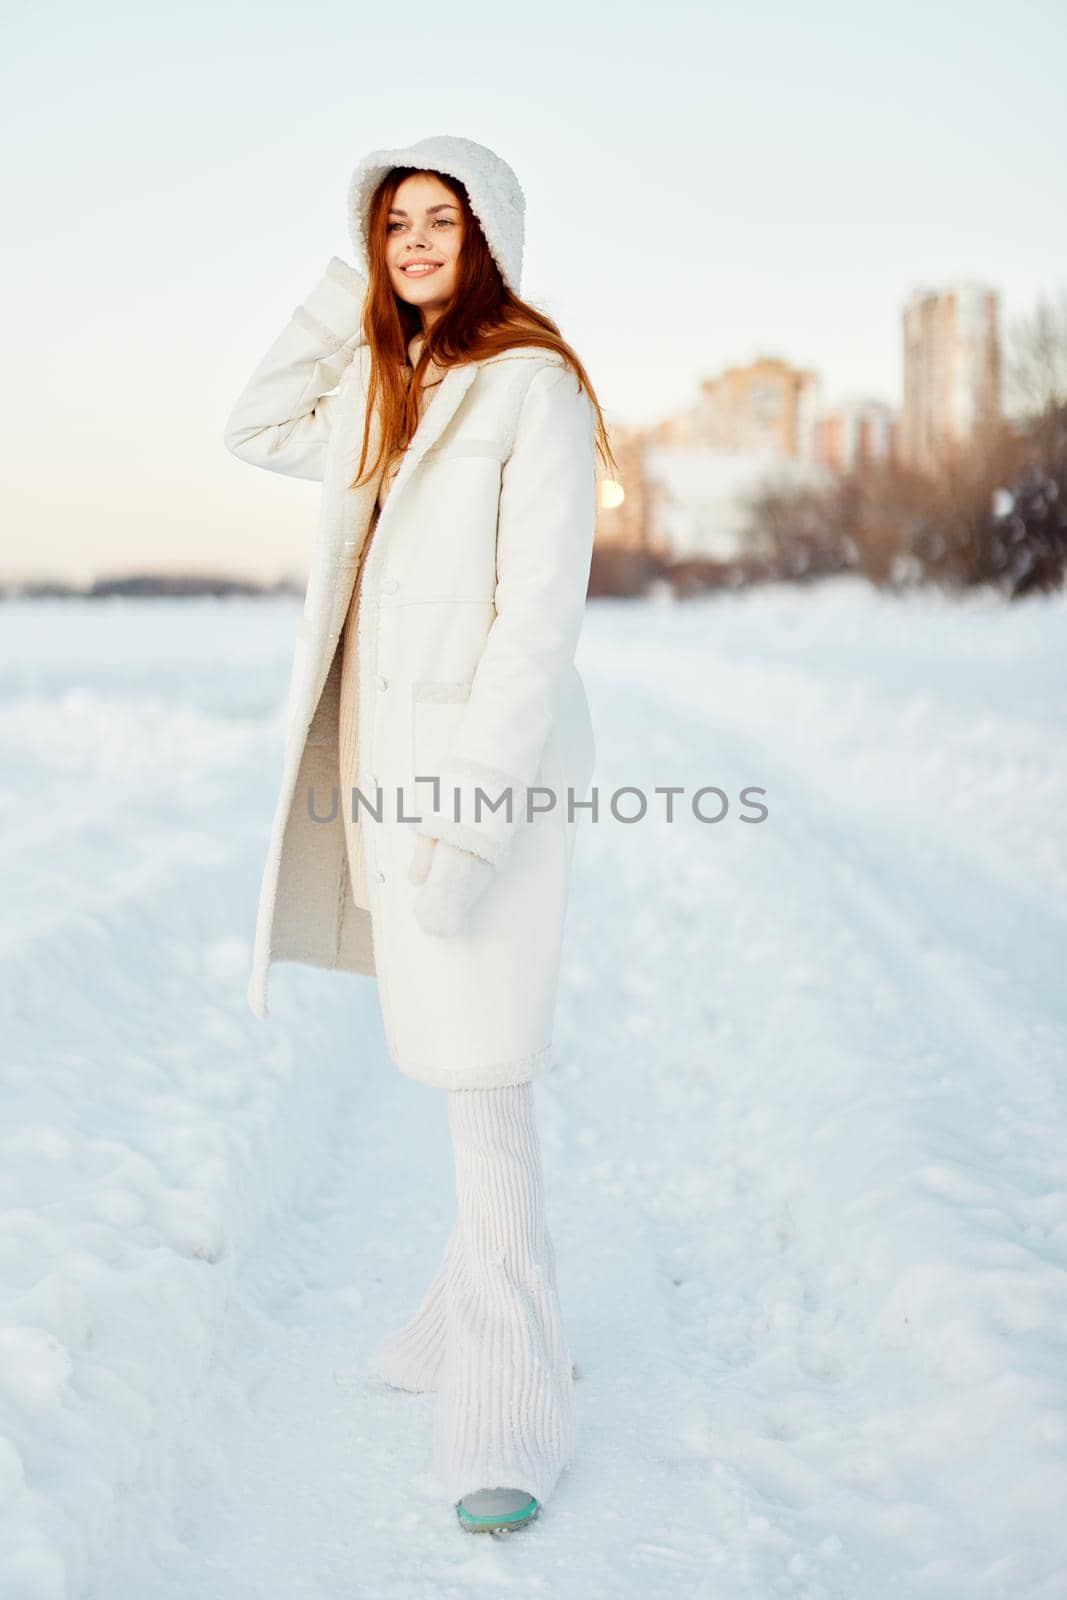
456,1495,540,1532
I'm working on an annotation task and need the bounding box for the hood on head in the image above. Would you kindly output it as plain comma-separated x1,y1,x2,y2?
347,134,525,295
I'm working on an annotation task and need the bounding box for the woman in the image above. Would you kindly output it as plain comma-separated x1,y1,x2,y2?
223,134,615,1533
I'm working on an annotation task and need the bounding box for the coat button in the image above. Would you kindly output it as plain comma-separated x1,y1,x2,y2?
376,868,386,883
381,577,399,593
375,673,388,690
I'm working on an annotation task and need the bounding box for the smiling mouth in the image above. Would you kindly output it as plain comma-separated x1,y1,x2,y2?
400,262,443,277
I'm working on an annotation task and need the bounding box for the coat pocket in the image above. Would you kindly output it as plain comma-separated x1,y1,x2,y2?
411,680,473,789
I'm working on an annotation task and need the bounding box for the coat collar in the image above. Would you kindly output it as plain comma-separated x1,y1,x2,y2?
352,343,563,518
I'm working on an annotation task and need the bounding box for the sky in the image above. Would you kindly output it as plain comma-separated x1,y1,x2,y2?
3,0,1065,584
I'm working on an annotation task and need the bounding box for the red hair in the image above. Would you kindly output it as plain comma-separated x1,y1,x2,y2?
349,166,617,490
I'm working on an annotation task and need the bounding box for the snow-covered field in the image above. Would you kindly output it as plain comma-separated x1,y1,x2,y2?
1,579,1065,1599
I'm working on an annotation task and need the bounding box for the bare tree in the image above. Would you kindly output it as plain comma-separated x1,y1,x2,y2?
1005,288,1067,461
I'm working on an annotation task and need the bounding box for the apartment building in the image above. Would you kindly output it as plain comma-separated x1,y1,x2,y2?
901,283,1001,472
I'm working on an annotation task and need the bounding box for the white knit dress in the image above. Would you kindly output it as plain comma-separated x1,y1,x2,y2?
374,1081,578,1507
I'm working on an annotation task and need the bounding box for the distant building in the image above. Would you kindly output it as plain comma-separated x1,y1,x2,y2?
901,283,1001,473
658,356,822,460
611,356,826,561
812,400,899,474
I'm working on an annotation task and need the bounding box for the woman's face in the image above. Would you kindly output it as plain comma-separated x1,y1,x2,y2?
385,171,464,327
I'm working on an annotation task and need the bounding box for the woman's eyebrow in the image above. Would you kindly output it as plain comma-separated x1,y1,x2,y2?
388,203,460,217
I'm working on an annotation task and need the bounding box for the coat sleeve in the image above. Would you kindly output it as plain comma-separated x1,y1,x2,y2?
413,360,598,868
222,255,367,481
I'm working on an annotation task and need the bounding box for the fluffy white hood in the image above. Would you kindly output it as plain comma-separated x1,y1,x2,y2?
347,134,526,295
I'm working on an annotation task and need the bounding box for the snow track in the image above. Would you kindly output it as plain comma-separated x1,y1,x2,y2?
2,587,1065,1598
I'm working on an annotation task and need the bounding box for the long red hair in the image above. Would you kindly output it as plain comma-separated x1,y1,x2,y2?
348,166,617,490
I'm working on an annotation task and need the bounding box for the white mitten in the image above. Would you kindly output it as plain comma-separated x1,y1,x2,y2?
409,833,494,937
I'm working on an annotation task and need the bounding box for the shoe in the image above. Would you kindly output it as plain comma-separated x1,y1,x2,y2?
455,1487,540,1533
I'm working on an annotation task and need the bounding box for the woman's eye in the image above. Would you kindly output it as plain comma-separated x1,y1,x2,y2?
432,218,455,227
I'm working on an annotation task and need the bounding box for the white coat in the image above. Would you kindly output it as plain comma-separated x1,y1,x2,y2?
223,251,598,1090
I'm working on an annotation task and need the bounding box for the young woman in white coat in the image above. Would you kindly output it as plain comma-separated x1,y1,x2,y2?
223,134,615,1533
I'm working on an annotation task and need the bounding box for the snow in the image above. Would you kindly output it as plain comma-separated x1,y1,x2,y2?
1,580,1065,1598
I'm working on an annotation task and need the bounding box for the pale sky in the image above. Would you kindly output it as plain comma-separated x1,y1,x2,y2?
4,0,1065,583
